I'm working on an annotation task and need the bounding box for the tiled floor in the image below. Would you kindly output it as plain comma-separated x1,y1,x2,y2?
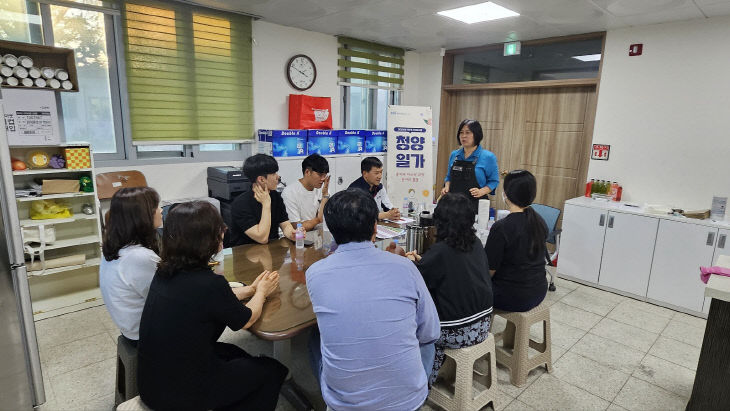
35,270,706,411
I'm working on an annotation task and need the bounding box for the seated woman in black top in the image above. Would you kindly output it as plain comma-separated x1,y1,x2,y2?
406,193,493,386
485,170,548,312
138,201,287,411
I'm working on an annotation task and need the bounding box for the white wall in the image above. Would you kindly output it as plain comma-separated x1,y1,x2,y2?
589,15,730,210
252,21,340,130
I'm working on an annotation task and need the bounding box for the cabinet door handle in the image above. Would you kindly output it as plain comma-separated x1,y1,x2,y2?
599,214,605,226
338,177,343,185
608,215,614,228
719,234,727,249
707,232,716,246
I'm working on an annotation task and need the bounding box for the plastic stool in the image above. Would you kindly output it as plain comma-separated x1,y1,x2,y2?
115,335,139,407
493,301,553,387
428,333,498,411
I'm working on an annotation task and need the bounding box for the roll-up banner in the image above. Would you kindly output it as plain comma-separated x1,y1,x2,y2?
386,105,433,210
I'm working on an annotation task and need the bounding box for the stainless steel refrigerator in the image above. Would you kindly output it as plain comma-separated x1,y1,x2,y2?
0,88,46,408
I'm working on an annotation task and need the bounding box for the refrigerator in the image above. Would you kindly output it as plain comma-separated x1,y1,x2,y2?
0,89,46,408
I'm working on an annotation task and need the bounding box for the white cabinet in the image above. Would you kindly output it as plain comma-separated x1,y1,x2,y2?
598,212,659,296
332,155,363,194
712,228,730,263
557,204,607,283
647,220,717,312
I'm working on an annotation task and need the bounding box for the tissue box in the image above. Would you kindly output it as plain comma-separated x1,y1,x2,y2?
307,129,337,155
364,130,386,153
63,147,91,169
336,130,365,154
257,129,307,157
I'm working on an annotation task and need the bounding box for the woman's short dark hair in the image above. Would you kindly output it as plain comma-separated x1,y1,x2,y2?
324,189,378,245
433,192,477,252
156,201,227,278
102,187,160,261
243,153,279,181
302,154,329,174
456,119,484,147
361,156,383,173
503,170,547,258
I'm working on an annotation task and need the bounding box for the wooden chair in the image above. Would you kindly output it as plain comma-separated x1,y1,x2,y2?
95,170,148,229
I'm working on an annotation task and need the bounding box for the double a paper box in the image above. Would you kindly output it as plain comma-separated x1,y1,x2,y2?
257,129,307,157
364,130,386,153
336,130,365,154
307,129,337,155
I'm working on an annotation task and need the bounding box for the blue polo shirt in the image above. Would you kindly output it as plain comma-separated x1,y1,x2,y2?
445,146,500,193
306,241,440,411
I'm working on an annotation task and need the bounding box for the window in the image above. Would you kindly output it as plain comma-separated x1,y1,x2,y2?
338,36,403,129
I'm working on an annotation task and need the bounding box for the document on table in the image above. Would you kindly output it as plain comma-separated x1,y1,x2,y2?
384,217,415,224
376,225,405,239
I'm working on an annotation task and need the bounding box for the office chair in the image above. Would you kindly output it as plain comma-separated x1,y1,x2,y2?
531,203,562,292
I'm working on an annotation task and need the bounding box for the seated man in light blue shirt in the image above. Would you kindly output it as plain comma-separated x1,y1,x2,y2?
306,188,440,411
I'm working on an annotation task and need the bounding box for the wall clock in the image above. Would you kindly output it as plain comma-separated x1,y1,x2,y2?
286,54,316,91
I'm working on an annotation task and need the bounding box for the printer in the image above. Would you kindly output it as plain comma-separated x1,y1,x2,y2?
207,166,251,201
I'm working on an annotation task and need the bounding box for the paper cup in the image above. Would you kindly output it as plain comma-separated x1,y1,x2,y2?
34,78,47,87
21,77,33,87
41,67,55,79
28,67,41,79
61,80,73,90
48,78,61,89
12,66,28,79
5,76,19,86
0,65,12,77
2,54,18,68
18,55,33,68
54,69,69,81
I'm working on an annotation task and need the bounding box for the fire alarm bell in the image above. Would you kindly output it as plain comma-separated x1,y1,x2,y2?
629,43,643,56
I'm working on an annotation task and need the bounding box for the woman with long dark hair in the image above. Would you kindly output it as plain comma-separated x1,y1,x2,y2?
405,193,493,385
485,170,548,312
99,186,162,343
137,201,287,411
441,119,500,211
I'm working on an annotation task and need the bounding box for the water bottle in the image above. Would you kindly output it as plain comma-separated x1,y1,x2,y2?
487,216,495,230
402,197,409,217
295,223,304,249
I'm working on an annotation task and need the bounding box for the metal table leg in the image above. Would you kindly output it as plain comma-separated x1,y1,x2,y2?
272,339,314,411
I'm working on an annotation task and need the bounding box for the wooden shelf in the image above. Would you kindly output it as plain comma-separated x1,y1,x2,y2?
27,257,101,278
20,214,98,227
13,168,92,176
0,39,79,92
16,192,96,202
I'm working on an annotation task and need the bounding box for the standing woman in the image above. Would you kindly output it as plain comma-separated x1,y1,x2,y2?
405,193,493,386
485,170,548,312
441,119,500,211
137,201,287,411
99,187,162,344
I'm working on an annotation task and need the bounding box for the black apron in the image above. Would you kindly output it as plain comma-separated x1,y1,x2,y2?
450,158,487,212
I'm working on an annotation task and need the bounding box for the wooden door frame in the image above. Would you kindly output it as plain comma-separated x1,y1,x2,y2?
435,32,606,202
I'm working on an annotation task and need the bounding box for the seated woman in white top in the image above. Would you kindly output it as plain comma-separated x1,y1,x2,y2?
99,187,162,343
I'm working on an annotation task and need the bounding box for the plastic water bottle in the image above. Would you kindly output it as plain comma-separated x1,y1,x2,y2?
295,223,304,249
402,197,409,217
487,216,495,230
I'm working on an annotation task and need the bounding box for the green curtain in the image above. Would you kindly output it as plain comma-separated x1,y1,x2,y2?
338,36,404,87
122,0,252,142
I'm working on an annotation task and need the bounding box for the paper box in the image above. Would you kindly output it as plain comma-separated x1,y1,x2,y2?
63,147,91,169
307,129,337,155
336,130,365,154
364,130,387,153
258,129,307,157
42,179,80,194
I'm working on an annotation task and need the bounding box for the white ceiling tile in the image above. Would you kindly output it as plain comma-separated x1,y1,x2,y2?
616,5,704,26
694,1,730,17
591,0,692,17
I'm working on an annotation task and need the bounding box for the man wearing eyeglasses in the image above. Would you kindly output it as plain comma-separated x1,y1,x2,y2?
282,154,331,231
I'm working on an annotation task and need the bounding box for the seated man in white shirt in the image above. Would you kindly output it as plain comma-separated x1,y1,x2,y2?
282,154,330,231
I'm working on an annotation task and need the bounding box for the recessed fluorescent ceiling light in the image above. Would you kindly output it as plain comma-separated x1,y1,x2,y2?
438,2,519,24
572,54,602,62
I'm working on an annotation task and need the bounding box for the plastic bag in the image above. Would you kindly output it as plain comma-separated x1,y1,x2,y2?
29,199,72,220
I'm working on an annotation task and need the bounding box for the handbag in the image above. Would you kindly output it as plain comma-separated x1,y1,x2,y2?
21,224,56,244
288,94,333,129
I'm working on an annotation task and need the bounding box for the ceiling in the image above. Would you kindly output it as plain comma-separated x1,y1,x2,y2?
184,0,730,52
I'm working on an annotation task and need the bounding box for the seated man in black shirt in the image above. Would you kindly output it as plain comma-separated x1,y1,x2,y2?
348,156,400,221
228,154,297,246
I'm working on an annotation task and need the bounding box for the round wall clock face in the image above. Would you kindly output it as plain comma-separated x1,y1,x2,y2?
287,54,317,91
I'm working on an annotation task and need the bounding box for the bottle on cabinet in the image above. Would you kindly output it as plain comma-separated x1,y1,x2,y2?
585,178,623,201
